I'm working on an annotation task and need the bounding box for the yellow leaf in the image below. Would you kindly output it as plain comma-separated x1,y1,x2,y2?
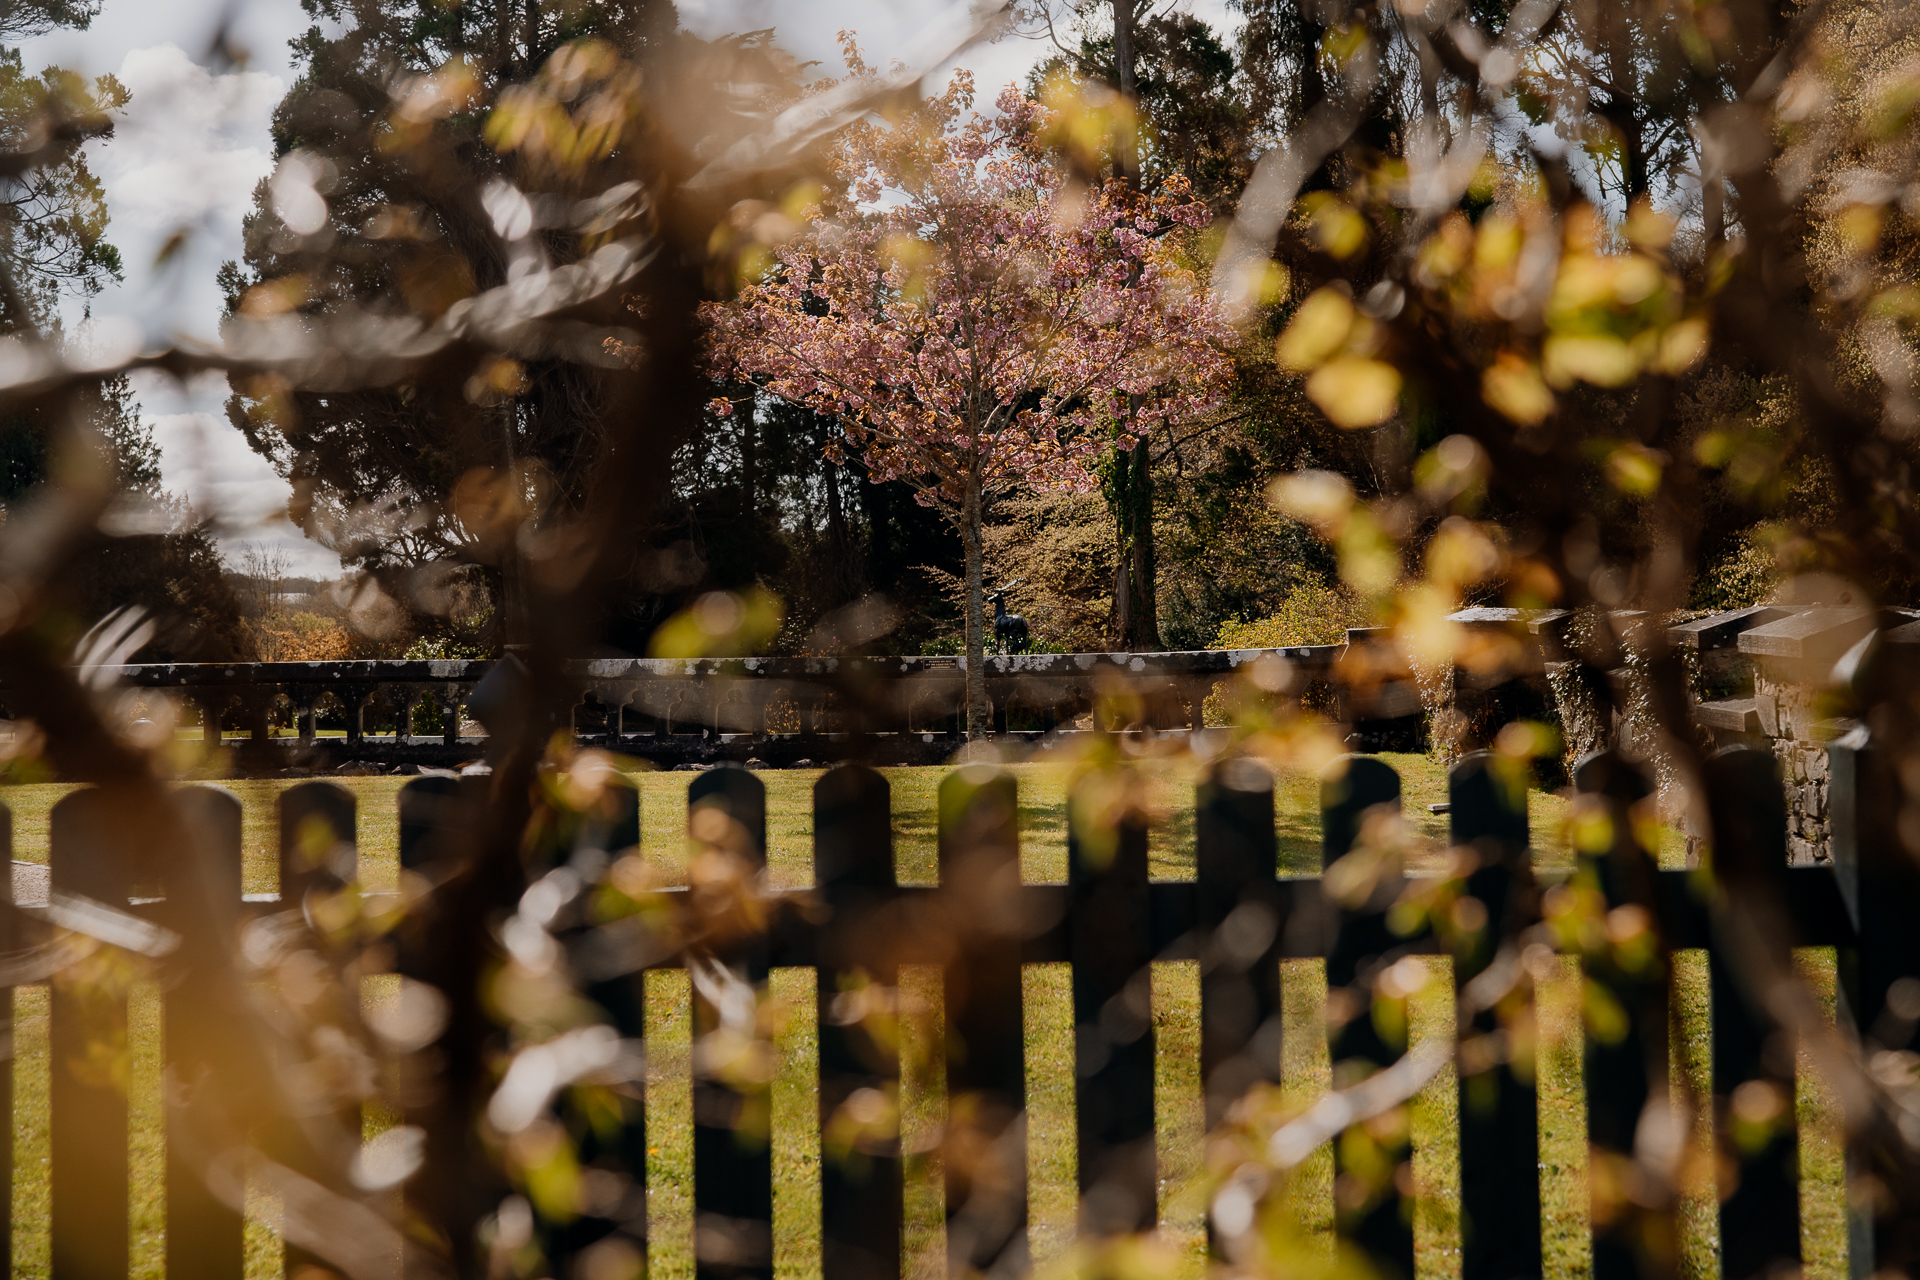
1869,285,1920,320
1267,469,1354,532
1306,357,1402,428
1275,286,1354,371
1604,443,1664,497
1552,255,1616,313
1304,195,1369,260
1337,507,1401,595
1542,334,1638,388
1474,213,1522,272
1481,353,1555,425
1655,318,1709,375
1417,214,1472,285
1255,260,1292,307
1426,517,1502,590
649,588,785,658
1612,255,1664,305
1839,203,1883,255
1624,199,1676,252
1394,582,1462,669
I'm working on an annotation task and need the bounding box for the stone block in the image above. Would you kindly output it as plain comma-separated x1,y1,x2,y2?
1667,605,1795,651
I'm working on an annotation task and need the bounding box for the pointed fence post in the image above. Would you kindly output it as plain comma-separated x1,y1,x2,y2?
815,764,903,1280
1703,746,1801,1280
276,781,360,1277
164,785,248,1280
1196,757,1282,1129
394,772,492,1275
280,779,357,905
1068,767,1156,1239
937,764,1028,1275
689,765,775,1280
49,788,135,1280
1448,750,1542,1280
1320,754,1414,1280
1572,750,1678,1280
552,773,646,1272
1830,723,1920,1274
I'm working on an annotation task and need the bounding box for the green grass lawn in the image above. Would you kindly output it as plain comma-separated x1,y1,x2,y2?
0,759,1842,1280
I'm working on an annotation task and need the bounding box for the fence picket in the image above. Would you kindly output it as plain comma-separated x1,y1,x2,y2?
280,778,356,903
393,772,490,1276
1571,751,1678,1280
1702,746,1802,1280
275,781,361,1277
163,785,247,1280
1068,769,1156,1239
49,787,134,1280
1320,754,1415,1279
557,775,646,1272
1829,725,1917,1274
1196,757,1281,1129
814,764,904,1280
689,764,775,1280
1448,750,1542,1280
936,764,1028,1274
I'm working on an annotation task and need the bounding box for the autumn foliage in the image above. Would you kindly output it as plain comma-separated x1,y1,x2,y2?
703,66,1232,734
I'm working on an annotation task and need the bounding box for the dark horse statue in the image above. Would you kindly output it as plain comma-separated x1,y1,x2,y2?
988,581,1030,654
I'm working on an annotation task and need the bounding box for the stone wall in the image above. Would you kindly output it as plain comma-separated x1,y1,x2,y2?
1532,603,1901,867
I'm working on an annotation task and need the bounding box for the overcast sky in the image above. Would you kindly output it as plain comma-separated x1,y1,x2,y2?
11,0,1232,576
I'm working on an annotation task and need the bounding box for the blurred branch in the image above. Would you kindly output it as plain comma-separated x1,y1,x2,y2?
1267,1038,1450,1168
685,0,1015,190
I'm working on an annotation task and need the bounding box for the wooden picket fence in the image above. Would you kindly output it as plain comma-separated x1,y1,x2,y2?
4,738,1900,1280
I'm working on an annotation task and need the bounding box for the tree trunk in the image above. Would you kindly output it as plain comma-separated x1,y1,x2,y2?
1109,444,1135,649
1111,0,1140,186
1128,440,1160,650
1107,436,1161,650
499,402,528,647
963,471,988,741
1106,1,1159,648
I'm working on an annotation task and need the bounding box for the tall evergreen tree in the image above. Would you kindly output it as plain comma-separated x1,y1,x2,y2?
0,13,247,660
220,0,684,649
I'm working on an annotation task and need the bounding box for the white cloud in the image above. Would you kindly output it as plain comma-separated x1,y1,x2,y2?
88,43,282,344
140,401,337,577
73,43,333,573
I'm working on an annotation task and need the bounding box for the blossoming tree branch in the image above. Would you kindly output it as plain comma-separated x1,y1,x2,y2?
704,66,1232,738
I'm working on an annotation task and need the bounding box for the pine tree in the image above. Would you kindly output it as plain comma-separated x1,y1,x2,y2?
220,0,684,650
0,19,246,660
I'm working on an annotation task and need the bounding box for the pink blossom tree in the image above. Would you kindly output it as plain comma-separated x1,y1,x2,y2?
703,69,1231,738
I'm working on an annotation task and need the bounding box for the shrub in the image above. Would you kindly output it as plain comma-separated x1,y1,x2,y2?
244,611,354,661
1690,530,1779,611
1212,580,1372,649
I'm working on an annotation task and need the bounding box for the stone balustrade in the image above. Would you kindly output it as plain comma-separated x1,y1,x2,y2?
67,649,1347,769
55,607,1900,868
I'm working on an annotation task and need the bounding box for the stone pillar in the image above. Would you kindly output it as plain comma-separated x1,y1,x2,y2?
186,695,215,743
244,691,271,743
400,693,415,744
442,687,464,747
1186,679,1209,731
344,688,370,745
